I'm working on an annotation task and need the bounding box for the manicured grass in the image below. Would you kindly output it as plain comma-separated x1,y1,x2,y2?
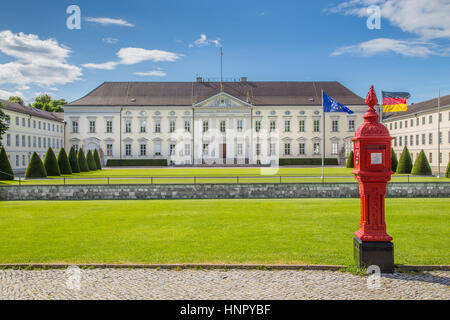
1,167,447,185
0,199,448,266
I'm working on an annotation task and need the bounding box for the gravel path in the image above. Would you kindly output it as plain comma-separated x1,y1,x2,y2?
0,269,448,300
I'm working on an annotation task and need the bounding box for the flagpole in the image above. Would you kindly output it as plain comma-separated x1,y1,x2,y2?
380,90,383,124
437,88,441,178
321,90,325,182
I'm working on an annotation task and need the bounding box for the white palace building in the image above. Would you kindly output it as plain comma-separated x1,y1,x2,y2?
63,79,368,166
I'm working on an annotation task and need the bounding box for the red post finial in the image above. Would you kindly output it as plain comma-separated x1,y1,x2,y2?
365,85,378,110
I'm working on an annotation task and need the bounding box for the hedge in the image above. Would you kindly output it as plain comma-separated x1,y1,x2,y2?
68,147,80,173
25,152,47,178
0,147,14,180
106,159,168,167
279,158,338,166
396,146,413,174
43,148,61,176
346,151,354,168
86,150,97,171
77,148,89,172
391,147,398,172
411,150,432,175
93,149,102,170
57,148,72,175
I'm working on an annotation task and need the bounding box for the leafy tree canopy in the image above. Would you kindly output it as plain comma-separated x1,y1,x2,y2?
32,94,67,113
0,103,10,147
8,96,24,104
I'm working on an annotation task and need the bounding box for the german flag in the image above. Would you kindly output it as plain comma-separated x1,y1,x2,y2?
382,91,411,112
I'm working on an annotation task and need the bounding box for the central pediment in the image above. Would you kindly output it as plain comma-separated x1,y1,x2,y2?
194,92,253,109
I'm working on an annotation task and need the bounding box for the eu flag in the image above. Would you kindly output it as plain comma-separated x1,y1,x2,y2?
323,92,354,114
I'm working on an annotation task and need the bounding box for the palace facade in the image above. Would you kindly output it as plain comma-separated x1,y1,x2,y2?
63,79,367,166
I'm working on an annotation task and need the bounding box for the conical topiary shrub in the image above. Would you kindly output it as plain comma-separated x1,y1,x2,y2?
86,150,97,171
411,150,432,176
78,148,89,172
396,146,413,174
446,161,450,178
346,151,354,168
43,148,60,176
93,149,102,170
391,148,398,172
77,148,89,172
0,147,14,180
25,152,47,178
68,147,80,173
57,148,72,175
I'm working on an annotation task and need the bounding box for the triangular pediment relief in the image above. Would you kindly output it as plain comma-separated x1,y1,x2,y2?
194,92,253,108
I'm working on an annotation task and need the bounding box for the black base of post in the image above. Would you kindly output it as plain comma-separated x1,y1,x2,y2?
353,237,394,273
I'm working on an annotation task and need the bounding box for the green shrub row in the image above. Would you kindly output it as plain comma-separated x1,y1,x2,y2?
279,158,338,166
106,159,168,167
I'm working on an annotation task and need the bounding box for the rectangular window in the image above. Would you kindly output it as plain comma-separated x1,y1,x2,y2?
154,142,161,156
6,134,10,146
256,143,261,156
313,143,320,155
169,120,175,133
203,144,209,155
405,135,408,146
106,120,113,133
38,121,41,129
313,120,320,132
125,120,132,133
410,135,413,146
299,143,305,155
140,144,146,156
125,144,131,156
33,120,36,128
429,115,433,124
422,134,426,145
429,152,433,163
332,120,339,132
237,144,243,156
43,122,46,130
284,143,291,155
52,124,55,132
72,121,78,133
299,120,305,132
185,120,191,133
38,137,41,148
169,144,175,156
106,144,113,156
43,137,46,148
28,119,30,127
22,155,25,166
16,155,19,166
15,117,19,125
202,121,209,133
389,123,393,130
154,121,161,133
33,136,36,147
410,119,414,127
332,142,338,155
270,120,276,132
429,133,433,144
15,134,19,147
394,137,397,147
395,122,397,129
416,134,419,145
73,144,78,153
269,143,276,156
405,120,408,128
237,120,243,132
22,118,25,126
284,120,290,132
140,121,147,133
220,120,226,133
349,120,355,131
185,144,191,156
255,120,261,132
22,135,25,147
89,121,96,133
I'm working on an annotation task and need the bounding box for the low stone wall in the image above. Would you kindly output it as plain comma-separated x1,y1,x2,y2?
0,183,448,201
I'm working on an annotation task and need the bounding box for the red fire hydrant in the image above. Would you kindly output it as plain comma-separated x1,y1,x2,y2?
352,85,394,273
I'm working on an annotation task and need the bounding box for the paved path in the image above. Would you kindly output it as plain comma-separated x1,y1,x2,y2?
0,269,448,300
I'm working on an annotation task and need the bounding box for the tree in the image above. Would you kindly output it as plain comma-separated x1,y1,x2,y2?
396,146,413,174
43,148,61,176
57,148,72,175
446,160,450,178
391,148,398,172
8,96,24,105
86,150,97,171
0,147,14,180
0,103,10,147
68,147,80,173
411,150,432,176
346,151,354,168
93,149,102,170
32,94,67,113
77,148,89,172
25,152,47,178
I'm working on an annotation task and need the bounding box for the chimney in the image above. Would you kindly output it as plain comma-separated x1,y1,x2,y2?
240,77,247,82
196,77,203,83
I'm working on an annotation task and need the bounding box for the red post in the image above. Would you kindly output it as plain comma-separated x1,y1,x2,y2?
352,85,394,273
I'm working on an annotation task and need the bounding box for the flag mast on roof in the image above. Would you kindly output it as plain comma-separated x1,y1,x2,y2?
220,47,223,92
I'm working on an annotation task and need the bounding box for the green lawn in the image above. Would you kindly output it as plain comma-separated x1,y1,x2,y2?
1,167,447,185
0,199,448,266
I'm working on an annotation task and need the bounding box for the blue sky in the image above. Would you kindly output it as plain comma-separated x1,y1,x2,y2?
0,0,449,104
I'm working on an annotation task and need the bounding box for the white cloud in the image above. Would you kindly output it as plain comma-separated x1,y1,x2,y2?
0,30,82,87
102,37,119,44
83,47,182,70
0,88,23,100
85,17,135,27
190,34,221,48
331,38,438,57
133,70,167,77
326,0,450,40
